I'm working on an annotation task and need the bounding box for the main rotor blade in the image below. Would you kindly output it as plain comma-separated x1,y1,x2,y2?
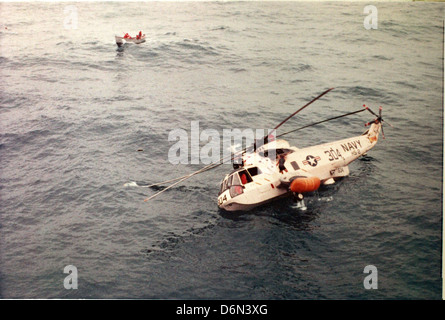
139,160,222,189
144,174,194,202
277,108,366,138
273,88,334,131
143,88,335,201
143,161,226,202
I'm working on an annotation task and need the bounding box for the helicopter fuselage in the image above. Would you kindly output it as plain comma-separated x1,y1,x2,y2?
217,121,381,211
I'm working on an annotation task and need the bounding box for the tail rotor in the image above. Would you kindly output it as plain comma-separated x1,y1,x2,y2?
363,105,392,139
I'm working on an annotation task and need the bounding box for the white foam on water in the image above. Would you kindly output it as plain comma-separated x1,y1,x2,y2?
124,181,139,187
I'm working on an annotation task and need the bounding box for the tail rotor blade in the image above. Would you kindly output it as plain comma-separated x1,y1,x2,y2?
363,104,379,118
378,106,394,127
364,104,393,128
383,118,394,128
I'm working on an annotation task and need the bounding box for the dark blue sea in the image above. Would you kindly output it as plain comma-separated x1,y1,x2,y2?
0,1,443,299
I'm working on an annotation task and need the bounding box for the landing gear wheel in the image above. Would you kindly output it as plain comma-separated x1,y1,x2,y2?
293,193,304,202
291,192,307,210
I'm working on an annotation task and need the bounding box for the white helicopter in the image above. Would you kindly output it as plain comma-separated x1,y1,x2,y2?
217,109,384,211
142,88,390,211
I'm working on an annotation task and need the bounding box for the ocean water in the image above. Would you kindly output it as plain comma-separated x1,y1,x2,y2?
0,1,443,299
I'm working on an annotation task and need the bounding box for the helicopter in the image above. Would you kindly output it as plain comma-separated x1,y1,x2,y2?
141,88,390,211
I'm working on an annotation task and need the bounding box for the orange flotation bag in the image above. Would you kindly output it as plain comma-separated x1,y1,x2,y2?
290,176,321,193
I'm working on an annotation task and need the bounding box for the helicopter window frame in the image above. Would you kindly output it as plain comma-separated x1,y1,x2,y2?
219,171,244,195
219,181,225,195
226,175,234,188
219,176,229,195
231,172,241,186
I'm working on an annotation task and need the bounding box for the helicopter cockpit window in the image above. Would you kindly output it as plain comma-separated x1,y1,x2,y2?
230,173,241,186
219,178,227,195
226,175,233,187
219,172,244,195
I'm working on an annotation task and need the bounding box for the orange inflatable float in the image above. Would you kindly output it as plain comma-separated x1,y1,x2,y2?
290,176,321,193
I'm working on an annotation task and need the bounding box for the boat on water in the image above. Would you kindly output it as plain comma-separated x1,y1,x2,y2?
116,31,146,47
